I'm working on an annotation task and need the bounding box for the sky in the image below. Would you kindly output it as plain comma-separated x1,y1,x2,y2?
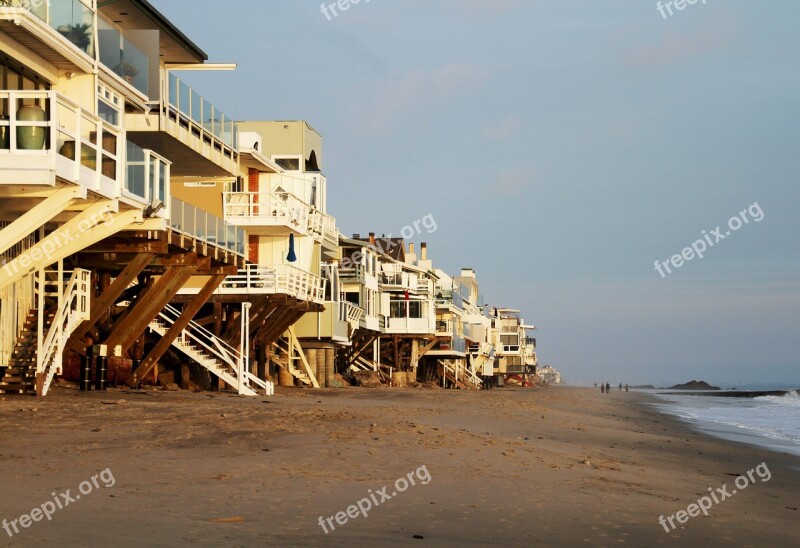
156,0,800,387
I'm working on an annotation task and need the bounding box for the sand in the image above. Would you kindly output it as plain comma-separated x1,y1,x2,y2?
0,385,798,547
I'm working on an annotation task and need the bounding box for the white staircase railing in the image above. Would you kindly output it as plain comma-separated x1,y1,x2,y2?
338,301,364,330
36,269,91,396
149,303,273,396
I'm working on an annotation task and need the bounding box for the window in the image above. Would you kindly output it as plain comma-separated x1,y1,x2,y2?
274,156,301,171
390,300,424,319
97,84,121,126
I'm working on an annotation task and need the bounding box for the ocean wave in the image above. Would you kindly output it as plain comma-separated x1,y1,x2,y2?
756,393,800,407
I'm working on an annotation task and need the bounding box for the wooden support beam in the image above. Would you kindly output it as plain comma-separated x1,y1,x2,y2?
104,262,199,357
417,338,440,358
0,186,86,256
80,241,169,254
0,205,142,291
127,274,226,388
66,253,155,355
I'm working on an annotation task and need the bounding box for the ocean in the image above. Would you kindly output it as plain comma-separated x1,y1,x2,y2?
646,387,800,458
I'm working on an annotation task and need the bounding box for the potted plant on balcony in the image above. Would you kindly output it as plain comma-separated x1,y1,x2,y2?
112,63,138,84
57,23,93,53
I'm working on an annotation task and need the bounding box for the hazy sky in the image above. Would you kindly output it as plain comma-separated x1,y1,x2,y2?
157,0,800,386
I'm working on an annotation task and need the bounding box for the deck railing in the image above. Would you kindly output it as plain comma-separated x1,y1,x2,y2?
170,197,245,257
167,73,238,150
223,191,310,233
309,209,338,242
213,264,326,304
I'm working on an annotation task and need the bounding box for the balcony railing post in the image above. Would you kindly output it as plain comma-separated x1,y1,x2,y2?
48,92,57,171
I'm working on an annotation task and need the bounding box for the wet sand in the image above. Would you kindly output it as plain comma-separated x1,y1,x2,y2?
0,386,798,547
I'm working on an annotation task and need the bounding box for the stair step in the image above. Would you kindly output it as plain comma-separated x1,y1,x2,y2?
1,375,35,383
3,368,34,375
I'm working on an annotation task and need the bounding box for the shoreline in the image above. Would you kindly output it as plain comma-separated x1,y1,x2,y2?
1,386,798,546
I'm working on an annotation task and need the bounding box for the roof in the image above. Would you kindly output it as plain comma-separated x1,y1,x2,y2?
103,0,208,63
346,235,406,262
138,0,207,60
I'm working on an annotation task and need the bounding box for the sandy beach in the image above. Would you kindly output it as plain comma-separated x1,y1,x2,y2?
0,386,798,547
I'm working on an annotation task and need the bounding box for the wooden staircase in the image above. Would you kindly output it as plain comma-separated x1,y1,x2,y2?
271,334,319,387
0,305,55,395
439,359,480,390
149,304,273,396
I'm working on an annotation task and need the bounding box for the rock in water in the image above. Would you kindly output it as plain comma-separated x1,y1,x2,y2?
670,380,721,390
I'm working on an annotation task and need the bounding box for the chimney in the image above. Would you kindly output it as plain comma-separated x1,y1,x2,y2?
421,242,427,261
369,232,376,245
409,242,414,255
353,233,361,240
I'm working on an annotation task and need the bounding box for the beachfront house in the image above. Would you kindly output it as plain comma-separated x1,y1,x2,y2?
319,234,383,378
210,121,338,389
490,308,537,385
454,268,495,386
0,0,255,396
371,241,438,385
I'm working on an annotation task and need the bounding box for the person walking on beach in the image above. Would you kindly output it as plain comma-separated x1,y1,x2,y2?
601,383,605,393
625,384,629,392
605,382,610,394
619,383,623,391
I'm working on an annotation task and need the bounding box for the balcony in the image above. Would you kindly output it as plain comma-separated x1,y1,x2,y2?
0,0,96,73
180,264,326,304
0,91,122,197
223,191,310,236
433,336,466,355
340,264,367,284
385,316,433,335
436,319,455,337
385,299,434,334
169,197,245,257
309,208,340,260
435,289,464,310
126,74,238,177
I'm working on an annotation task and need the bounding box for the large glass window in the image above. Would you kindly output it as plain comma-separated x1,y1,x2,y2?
390,300,424,319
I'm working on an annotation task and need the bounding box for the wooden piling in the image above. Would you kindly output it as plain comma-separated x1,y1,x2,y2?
307,348,318,384
325,348,335,387
278,366,294,387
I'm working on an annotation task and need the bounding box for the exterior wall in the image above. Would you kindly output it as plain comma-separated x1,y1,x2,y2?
239,121,323,172
57,74,96,112
171,181,224,218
